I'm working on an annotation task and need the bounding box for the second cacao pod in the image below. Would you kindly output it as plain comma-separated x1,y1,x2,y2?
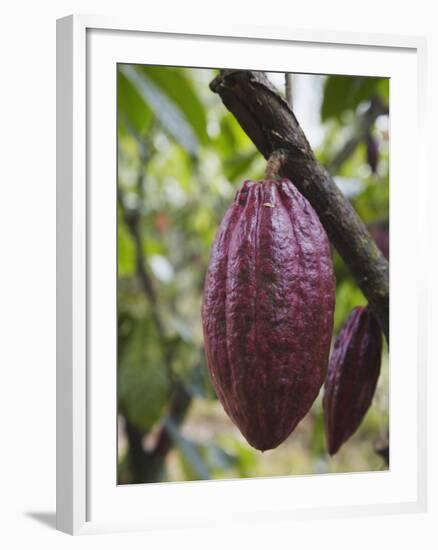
202,179,335,451
368,220,389,260
323,305,382,455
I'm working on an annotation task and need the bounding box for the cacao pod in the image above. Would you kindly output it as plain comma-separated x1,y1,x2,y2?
202,179,335,451
368,220,389,260
323,306,382,455
365,131,379,174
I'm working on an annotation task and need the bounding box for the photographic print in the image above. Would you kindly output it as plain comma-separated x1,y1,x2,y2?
117,64,389,485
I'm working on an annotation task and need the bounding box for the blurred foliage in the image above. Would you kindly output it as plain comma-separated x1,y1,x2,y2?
321,75,389,122
119,317,170,430
117,65,390,484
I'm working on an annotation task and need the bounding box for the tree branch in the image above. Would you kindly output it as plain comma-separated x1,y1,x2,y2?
285,73,293,109
210,70,389,342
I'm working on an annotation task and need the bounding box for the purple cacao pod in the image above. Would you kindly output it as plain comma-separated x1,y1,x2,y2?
323,306,382,455
365,131,379,174
368,220,389,261
202,179,335,451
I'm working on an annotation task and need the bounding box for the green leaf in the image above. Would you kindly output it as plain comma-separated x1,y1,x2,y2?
334,280,366,334
120,65,200,155
217,436,257,477
322,76,387,121
223,150,259,181
117,209,136,276
119,319,170,430
215,113,254,157
117,70,153,135
377,78,390,101
140,66,209,145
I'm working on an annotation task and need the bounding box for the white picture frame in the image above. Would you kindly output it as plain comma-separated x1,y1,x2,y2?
56,14,428,535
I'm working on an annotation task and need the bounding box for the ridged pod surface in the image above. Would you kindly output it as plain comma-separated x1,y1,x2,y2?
323,306,382,455
202,179,335,451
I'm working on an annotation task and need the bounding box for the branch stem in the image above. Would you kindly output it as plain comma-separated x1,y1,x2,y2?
285,73,293,108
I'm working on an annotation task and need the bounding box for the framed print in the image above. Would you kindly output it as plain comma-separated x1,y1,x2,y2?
56,14,427,535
